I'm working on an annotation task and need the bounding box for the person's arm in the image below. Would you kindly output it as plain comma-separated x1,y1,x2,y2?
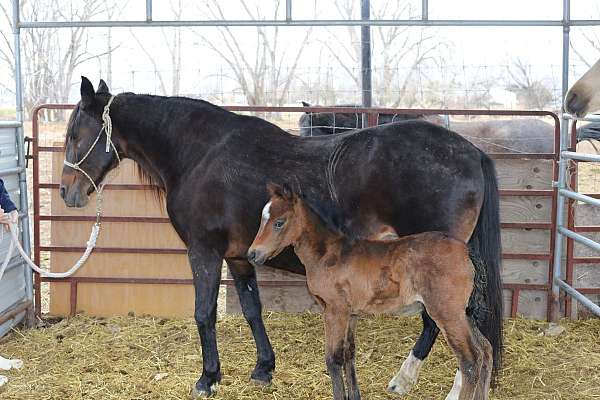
0,179,17,214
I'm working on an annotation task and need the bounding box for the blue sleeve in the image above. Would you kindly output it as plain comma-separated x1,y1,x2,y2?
0,179,17,213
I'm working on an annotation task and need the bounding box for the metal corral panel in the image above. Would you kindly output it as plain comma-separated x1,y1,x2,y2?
0,121,29,338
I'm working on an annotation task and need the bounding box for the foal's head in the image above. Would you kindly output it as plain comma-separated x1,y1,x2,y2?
247,183,304,265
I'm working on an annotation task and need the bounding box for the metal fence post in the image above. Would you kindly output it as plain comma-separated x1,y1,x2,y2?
12,0,35,327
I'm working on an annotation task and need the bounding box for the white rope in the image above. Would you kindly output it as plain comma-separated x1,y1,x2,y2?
0,96,119,387
0,95,118,281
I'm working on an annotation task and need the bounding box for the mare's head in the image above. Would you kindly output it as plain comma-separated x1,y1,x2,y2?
248,183,304,265
60,77,121,207
565,58,600,117
298,101,359,136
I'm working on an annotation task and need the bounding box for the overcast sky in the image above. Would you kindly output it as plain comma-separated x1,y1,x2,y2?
1,0,600,108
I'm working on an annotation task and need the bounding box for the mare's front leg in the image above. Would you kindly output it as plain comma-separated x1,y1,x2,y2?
189,244,224,398
388,310,439,395
226,259,275,385
324,306,350,400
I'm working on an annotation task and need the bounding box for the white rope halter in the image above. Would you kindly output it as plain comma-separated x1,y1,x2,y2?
0,95,120,282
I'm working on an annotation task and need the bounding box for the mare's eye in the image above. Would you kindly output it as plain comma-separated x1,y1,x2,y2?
273,219,285,231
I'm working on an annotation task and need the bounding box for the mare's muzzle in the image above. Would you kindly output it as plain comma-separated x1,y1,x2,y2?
59,170,91,208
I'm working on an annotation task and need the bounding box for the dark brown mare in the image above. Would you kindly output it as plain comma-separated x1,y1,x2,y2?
248,183,493,400
60,77,502,398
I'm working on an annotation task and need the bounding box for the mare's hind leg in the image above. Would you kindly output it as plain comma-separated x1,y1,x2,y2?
388,310,440,395
324,305,350,400
226,259,275,386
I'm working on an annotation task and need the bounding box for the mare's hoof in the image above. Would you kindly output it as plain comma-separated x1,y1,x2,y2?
190,383,217,398
250,370,272,387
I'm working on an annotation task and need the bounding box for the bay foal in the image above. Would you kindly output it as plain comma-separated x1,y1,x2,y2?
248,184,493,400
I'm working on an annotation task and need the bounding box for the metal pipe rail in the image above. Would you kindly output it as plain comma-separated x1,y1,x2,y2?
16,19,600,29
31,103,561,319
552,114,600,320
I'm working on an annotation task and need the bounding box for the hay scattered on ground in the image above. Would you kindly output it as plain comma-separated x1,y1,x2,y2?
0,314,599,399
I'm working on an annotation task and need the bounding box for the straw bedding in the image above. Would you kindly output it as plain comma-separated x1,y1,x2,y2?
0,313,599,399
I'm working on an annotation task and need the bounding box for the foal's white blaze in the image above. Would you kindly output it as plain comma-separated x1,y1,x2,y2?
261,201,271,225
387,351,423,395
444,370,462,400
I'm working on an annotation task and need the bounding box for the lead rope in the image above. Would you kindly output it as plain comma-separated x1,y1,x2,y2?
0,96,119,384
0,95,119,282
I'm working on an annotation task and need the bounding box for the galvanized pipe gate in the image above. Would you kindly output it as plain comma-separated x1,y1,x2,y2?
5,0,600,324
31,105,561,319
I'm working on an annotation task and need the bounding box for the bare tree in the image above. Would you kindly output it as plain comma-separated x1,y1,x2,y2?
570,3,600,68
571,30,600,69
506,59,555,110
0,0,118,118
322,0,446,107
103,0,128,88
196,0,314,106
130,0,183,96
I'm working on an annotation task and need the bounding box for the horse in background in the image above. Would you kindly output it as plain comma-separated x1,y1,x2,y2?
565,57,600,116
249,183,493,400
299,102,557,154
298,101,445,136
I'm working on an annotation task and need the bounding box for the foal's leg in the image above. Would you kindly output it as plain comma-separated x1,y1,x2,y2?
472,327,493,400
324,306,350,400
226,259,276,385
435,316,484,400
343,315,361,400
189,245,224,398
445,325,492,400
388,310,439,395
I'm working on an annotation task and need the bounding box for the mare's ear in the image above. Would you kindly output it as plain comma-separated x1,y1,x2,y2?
301,101,311,113
97,79,110,95
80,76,95,109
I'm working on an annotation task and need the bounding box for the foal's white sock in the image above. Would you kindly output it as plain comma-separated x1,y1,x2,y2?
0,355,23,371
0,375,8,386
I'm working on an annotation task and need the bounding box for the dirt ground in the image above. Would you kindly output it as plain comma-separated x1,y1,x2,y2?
0,314,599,400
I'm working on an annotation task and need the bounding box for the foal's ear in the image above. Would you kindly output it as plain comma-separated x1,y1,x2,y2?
80,76,96,109
267,182,284,199
266,182,294,201
96,79,110,95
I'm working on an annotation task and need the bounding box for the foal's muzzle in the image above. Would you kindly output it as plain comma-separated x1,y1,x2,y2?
247,248,267,266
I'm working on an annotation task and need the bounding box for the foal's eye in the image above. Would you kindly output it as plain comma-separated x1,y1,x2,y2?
273,219,285,231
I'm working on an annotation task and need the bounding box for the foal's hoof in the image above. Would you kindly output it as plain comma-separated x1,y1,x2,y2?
190,383,217,398
387,374,415,396
250,370,272,387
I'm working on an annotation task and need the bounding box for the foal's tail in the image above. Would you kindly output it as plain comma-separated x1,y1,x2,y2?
468,152,503,386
